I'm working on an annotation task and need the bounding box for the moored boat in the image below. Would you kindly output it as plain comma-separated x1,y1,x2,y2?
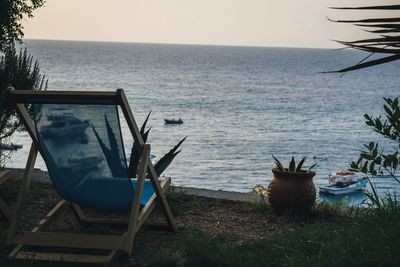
0,143,23,150
319,171,368,195
57,154,103,173
164,118,183,125
41,112,89,138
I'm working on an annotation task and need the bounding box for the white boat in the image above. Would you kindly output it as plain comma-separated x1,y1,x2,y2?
319,171,368,195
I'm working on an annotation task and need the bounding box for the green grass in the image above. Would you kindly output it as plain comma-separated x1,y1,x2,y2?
1,178,399,266
135,201,400,267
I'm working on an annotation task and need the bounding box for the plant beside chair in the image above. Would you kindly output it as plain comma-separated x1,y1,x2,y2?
267,156,317,216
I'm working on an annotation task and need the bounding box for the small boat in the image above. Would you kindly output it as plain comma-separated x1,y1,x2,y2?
164,118,183,125
58,155,103,173
0,143,23,150
319,171,368,195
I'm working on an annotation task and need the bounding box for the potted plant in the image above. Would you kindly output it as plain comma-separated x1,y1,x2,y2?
267,155,317,216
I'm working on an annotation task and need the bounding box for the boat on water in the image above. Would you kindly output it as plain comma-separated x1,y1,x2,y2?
0,143,23,150
41,112,89,138
164,118,183,125
57,155,103,173
319,171,368,195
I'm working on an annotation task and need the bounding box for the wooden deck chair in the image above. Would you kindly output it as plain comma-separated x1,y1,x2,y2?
0,170,12,221
6,88,176,264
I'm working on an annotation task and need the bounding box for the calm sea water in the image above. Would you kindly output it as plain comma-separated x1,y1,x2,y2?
8,40,400,202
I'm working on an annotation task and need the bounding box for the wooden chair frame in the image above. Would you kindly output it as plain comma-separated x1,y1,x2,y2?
0,170,12,221
6,88,176,264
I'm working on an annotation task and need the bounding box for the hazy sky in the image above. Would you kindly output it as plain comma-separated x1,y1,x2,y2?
22,0,392,48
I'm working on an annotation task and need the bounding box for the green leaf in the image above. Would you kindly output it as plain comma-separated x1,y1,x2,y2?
360,153,374,160
308,163,318,172
369,162,376,173
384,105,393,116
330,54,400,73
372,145,378,158
362,161,368,173
393,156,399,168
368,142,374,150
140,110,152,136
365,114,374,126
154,136,187,176
350,161,359,170
331,5,400,10
392,98,399,110
289,156,296,172
375,118,383,130
383,157,390,168
296,156,307,172
272,154,284,170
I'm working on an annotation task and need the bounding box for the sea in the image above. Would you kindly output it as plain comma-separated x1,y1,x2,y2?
7,39,400,204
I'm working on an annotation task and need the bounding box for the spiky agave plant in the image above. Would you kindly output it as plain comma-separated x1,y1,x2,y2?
128,111,186,177
128,110,152,177
272,155,317,173
92,115,126,177
93,112,186,178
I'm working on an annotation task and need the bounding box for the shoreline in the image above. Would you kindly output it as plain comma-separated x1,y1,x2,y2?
5,167,262,203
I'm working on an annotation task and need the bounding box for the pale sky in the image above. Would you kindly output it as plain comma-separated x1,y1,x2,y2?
22,0,393,48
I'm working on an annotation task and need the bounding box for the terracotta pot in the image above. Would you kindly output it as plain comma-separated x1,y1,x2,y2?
267,168,316,216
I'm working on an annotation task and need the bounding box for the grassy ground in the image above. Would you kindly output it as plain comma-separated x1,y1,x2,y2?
1,176,399,266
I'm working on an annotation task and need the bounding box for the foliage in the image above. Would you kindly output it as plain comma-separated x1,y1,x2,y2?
0,48,47,146
0,0,47,167
128,110,152,177
330,3,400,72
2,176,400,266
350,97,400,184
154,136,187,176
93,112,186,178
92,115,127,177
0,0,45,51
272,155,317,172
128,111,186,177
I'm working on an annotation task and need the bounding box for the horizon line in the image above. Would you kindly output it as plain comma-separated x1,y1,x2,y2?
23,38,342,51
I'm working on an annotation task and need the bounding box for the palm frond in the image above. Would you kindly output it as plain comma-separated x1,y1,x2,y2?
334,17,400,24
331,54,400,73
354,23,400,29
330,3,400,72
331,5,400,10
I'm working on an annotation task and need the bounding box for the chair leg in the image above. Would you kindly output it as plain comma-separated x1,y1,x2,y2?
125,144,150,255
148,163,177,232
0,198,11,222
7,143,38,245
0,170,12,221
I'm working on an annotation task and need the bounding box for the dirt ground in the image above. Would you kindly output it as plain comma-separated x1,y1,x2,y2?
0,174,283,266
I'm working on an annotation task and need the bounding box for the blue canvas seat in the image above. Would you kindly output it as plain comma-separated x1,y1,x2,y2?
32,103,154,211
72,178,155,211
